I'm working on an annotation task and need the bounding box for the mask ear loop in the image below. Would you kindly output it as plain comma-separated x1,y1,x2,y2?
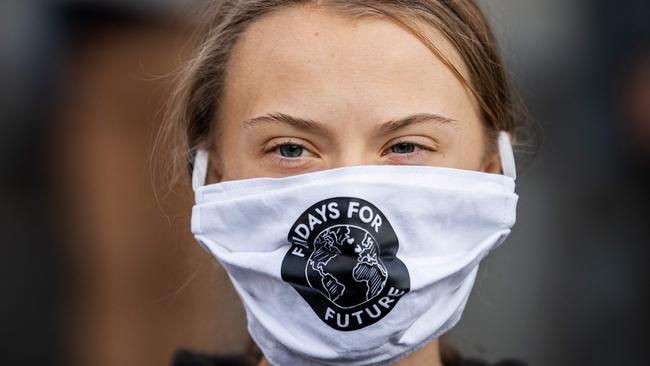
192,137,515,187
498,131,517,180
192,148,209,190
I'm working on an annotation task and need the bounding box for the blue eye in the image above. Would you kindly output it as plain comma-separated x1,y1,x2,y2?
390,143,417,154
278,144,304,157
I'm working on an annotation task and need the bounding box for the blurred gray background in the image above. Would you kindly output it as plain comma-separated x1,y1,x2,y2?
1,1,649,365
450,1,650,365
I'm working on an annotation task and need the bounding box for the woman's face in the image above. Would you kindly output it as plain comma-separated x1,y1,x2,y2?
207,5,501,183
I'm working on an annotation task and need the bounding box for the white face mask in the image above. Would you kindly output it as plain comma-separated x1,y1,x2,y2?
191,132,518,366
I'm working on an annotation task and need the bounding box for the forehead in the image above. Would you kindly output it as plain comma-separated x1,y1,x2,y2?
219,4,478,127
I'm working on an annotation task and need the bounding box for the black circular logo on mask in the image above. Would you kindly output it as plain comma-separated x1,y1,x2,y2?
281,197,410,331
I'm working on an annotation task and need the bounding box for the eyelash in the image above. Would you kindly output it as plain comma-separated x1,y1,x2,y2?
381,140,433,157
265,139,433,161
265,139,311,167
266,139,308,155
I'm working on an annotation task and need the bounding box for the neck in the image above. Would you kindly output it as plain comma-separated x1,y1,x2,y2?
395,339,443,366
257,339,443,366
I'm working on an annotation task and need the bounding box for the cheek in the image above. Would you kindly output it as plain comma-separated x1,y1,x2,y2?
210,129,248,182
219,157,261,181
443,121,487,170
218,146,262,181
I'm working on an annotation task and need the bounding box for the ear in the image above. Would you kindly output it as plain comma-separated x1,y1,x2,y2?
206,152,224,183
480,150,502,174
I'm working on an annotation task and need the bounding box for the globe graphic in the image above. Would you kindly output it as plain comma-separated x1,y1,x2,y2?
306,224,388,308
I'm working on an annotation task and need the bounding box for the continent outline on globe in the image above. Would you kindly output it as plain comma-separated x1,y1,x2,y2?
306,224,389,309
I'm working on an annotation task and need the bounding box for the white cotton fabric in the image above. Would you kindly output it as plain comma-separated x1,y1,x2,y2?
191,131,519,366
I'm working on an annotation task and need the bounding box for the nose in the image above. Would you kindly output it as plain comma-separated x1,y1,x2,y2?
328,147,377,169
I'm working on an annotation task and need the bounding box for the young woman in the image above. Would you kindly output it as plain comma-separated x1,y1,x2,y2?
160,1,525,365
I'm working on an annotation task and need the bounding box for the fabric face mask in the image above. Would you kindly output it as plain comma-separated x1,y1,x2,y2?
190,132,518,366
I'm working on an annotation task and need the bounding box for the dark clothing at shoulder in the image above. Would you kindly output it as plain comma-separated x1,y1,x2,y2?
171,349,256,366
171,348,527,366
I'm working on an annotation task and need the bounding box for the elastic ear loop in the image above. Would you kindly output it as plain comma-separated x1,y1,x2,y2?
498,131,517,180
192,148,209,190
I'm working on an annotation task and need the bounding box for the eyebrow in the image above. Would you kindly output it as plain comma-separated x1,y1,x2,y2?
241,112,457,135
